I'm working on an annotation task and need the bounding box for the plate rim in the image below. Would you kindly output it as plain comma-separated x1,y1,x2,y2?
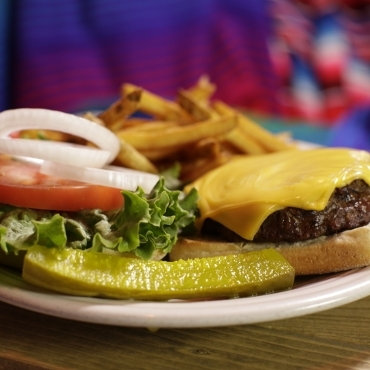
1,266,370,328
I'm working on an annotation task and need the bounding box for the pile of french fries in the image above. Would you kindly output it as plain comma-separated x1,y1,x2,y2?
87,76,294,183
19,76,294,183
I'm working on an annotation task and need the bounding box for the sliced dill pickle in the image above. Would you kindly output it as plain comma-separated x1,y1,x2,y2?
22,246,295,300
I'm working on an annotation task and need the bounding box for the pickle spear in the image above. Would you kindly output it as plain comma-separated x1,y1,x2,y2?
23,246,294,300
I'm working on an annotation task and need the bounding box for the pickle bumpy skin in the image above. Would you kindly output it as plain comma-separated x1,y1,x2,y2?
23,246,295,300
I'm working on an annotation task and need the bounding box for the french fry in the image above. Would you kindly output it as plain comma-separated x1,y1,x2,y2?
123,120,181,133
140,146,182,161
83,112,105,126
213,101,293,152
78,77,297,181
177,89,219,121
117,115,237,150
18,129,65,141
99,89,142,131
184,75,216,103
225,126,265,155
113,117,155,130
180,150,230,183
180,137,221,160
115,138,158,174
122,83,190,121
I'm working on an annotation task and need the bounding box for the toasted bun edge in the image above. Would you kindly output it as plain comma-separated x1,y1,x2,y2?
170,223,370,275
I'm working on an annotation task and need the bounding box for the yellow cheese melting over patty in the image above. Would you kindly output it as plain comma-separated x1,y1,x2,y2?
187,148,370,240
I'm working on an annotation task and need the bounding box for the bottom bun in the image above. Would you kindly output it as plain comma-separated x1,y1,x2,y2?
170,223,370,275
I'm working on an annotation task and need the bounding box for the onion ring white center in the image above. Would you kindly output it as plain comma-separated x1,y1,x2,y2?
0,108,120,167
41,160,159,193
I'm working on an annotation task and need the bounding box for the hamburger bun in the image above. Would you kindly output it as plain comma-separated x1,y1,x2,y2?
170,223,370,275
170,148,370,275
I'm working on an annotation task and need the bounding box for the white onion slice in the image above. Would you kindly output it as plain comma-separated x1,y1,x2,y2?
0,108,120,166
41,161,160,193
0,138,112,168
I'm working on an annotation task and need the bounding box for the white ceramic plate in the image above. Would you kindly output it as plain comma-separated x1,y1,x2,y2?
0,265,369,329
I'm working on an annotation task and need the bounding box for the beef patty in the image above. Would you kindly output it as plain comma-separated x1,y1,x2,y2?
202,180,370,243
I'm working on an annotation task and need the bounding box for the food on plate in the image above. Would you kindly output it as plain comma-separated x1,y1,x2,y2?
212,100,291,152
0,108,198,267
0,154,293,300
0,155,198,264
117,115,237,150
0,108,121,168
0,155,124,211
23,246,294,300
0,79,300,300
98,88,142,131
91,76,294,182
170,148,370,275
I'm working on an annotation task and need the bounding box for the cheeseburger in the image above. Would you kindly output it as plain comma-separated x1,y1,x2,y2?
170,148,370,275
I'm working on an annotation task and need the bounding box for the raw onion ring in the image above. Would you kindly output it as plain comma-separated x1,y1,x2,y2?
0,138,112,168
41,160,160,193
0,108,120,166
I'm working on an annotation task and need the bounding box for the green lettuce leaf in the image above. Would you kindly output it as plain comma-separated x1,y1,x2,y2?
0,207,92,254
0,179,198,260
33,214,67,248
94,178,198,259
0,209,36,253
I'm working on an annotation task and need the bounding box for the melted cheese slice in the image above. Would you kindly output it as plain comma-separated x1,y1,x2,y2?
187,148,370,240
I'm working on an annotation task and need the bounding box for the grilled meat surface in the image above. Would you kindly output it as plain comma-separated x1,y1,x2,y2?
202,180,370,243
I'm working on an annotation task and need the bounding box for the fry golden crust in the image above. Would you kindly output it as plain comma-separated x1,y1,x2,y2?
170,223,370,275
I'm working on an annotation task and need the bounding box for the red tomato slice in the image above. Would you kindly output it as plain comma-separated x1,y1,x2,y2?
0,155,123,211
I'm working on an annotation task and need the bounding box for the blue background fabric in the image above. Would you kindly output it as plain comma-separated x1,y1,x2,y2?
1,0,278,115
0,0,369,149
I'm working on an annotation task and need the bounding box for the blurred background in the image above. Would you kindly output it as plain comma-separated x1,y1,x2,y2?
1,0,369,149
